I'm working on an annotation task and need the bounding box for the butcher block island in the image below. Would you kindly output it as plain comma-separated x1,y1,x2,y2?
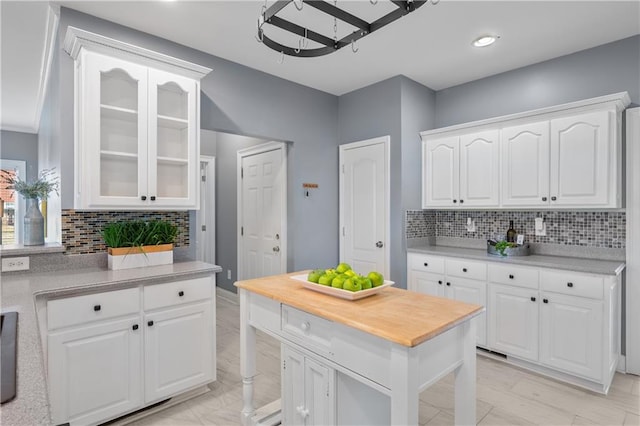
236,272,484,426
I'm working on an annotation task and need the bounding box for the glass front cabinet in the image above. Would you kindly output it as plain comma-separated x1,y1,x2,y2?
65,27,211,209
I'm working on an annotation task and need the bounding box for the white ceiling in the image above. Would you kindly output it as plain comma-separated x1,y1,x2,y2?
2,1,639,133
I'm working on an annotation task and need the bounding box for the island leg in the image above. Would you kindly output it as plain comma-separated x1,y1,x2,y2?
454,320,477,426
239,289,256,426
389,345,420,426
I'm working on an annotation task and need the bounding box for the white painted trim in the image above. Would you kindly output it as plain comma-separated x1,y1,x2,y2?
625,107,640,375
237,142,288,281
339,136,391,278
63,26,212,80
30,5,59,133
420,92,631,138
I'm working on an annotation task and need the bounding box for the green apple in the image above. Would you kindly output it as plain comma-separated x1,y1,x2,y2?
344,270,356,278
343,278,362,292
307,269,324,283
358,276,373,290
325,268,336,275
335,262,351,274
368,271,384,287
331,274,347,289
318,273,336,286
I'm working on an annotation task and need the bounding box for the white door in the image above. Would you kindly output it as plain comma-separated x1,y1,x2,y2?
238,143,287,280
409,271,445,297
540,293,603,380
446,277,487,346
501,121,550,207
48,317,143,425
550,111,611,206
196,157,215,264
488,284,539,361
423,136,459,207
144,302,214,403
459,130,500,207
340,137,389,277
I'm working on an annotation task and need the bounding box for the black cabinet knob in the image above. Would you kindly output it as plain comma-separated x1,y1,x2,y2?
453,199,457,203
150,196,156,201
460,199,464,204
542,197,547,202
531,297,536,302
567,282,574,288
543,299,549,304
141,195,147,201
509,274,514,279
132,324,139,330
446,282,451,286
462,268,467,273
178,290,185,297
551,196,557,201
148,320,154,326
94,305,101,312
438,280,442,285
423,262,428,267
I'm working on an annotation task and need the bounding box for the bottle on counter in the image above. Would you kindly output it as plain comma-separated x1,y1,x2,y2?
506,220,517,243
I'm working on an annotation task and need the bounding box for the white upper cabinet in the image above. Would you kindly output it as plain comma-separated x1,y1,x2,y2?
64,27,211,210
421,92,629,209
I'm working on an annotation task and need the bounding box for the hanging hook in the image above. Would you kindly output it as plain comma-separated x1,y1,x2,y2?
370,0,378,4
277,51,285,64
351,39,359,53
295,29,308,53
293,0,303,11
431,0,440,4
255,7,266,44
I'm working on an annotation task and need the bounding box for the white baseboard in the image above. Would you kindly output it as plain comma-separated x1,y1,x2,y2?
217,286,239,305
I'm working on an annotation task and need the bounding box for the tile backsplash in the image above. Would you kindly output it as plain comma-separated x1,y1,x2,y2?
406,210,625,249
62,210,190,255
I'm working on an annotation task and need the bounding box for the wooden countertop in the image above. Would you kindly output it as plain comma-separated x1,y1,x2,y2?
235,272,484,347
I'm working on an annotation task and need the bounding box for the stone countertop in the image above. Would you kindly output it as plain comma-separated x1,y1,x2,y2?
407,245,625,276
0,261,221,426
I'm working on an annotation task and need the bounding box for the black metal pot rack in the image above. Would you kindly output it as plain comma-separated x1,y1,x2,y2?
257,0,430,57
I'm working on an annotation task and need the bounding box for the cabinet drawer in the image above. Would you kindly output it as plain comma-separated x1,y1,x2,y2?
446,258,487,280
488,264,539,289
144,277,213,311
48,287,140,330
541,270,603,299
281,305,332,356
409,253,445,274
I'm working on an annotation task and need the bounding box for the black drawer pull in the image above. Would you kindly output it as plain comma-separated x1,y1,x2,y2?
141,195,147,201
178,290,185,297
423,262,428,267
93,305,101,312
453,199,457,203
460,199,464,204
542,197,547,201
132,324,139,330
543,299,549,304
531,297,536,302
509,274,514,279
148,320,154,327
446,282,451,286
438,280,442,285
462,268,467,273
567,282,574,288
551,196,557,201
150,196,156,201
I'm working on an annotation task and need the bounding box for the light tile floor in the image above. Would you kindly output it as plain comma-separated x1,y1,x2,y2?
130,293,640,426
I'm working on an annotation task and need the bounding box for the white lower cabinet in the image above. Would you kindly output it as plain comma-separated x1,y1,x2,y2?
407,252,621,393
281,345,335,426
47,276,216,425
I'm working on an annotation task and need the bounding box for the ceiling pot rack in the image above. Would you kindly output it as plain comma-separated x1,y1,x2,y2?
256,0,431,57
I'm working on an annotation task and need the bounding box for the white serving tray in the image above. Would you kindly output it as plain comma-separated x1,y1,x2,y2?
290,274,394,300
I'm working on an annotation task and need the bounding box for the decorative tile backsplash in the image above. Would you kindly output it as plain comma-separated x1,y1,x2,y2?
62,210,189,255
406,210,626,249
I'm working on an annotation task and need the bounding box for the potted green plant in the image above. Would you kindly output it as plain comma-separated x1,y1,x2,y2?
0,168,59,246
101,220,178,270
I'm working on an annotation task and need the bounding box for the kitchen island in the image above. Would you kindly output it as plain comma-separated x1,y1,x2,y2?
236,272,483,426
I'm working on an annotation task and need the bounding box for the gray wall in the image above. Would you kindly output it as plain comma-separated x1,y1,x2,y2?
0,130,38,182
55,8,340,291
436,35,640,127
338,76,435,287
215,132,269,290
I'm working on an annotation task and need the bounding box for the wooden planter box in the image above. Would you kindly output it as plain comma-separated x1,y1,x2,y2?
107,244,173,270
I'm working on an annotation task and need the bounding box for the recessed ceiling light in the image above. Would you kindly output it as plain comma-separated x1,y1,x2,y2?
472,35,499,48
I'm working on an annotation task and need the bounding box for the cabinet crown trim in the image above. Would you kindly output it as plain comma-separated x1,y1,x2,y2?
63,26,212,79
420,92,631,138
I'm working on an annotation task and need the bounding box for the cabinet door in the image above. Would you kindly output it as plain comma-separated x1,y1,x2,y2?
144,301,214,403
409,270,445,297
282,345,306,426
459,130,500,207
304,355,335,426
540,293,603,380
487,284,539,361
501,121,550,207
48,317,143,425
148,68,199,208
550,111,612,206
81,51,149,208
423,137,459,208
446,277,487,346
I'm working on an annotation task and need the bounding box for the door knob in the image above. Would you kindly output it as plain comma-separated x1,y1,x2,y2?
273,246,280,252
376,241,384,248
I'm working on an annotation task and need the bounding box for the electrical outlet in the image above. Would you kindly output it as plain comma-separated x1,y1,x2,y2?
227,269,232,280
2,256,30,272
